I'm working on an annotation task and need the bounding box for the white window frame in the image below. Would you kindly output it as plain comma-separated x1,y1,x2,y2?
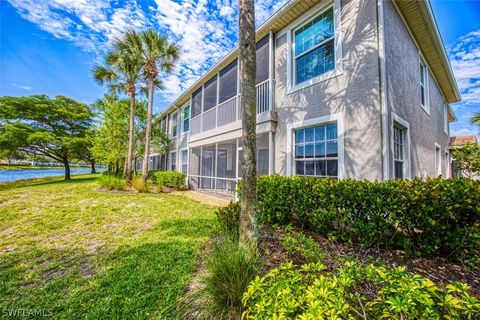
170,151,177,171
390,113,411,179
171,111,178,138
180,148,189,175
286,113,344,179
284,0,343,94
419,57,430,115
434,143,441,177
182,104,190,135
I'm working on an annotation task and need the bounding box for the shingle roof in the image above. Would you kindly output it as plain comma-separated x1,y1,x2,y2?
449,135,478,146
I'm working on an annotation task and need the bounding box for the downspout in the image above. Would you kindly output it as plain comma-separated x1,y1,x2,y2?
377,0,389,181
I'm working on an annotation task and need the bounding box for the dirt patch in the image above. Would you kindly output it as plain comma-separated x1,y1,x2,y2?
38,267,69,280
172,191,230,207
260,225,480,297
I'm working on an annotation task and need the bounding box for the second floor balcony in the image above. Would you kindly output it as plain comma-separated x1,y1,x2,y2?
190,78,274,138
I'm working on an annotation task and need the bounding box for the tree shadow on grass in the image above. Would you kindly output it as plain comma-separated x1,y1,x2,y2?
1,218,213,319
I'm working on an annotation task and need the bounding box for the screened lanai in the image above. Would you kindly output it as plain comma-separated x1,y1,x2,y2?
187,133,270,200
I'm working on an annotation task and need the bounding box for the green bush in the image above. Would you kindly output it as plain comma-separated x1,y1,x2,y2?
98,173,127,190
242,260,480,319
255,176,480,259
215,202,240,241
186,240,260,319
149,171,186,190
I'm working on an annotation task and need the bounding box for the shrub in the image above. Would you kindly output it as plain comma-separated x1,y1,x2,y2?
254,176,480,260
149,171,186,190
98,173,126,190
215,202,240,241
186,240,260,319
242,260,480,319
130,177,151,193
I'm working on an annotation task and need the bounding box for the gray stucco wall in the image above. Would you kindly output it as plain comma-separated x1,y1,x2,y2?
384,0,450,178
273,0,383,180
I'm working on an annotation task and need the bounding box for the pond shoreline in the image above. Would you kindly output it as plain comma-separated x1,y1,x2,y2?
0,168,104,183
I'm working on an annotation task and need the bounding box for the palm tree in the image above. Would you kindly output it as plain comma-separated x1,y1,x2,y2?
118,29,179,182
239,0,258,248
472,111,480,126
93,49,143,182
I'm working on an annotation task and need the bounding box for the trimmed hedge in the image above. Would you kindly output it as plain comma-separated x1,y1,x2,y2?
255,176,480,259
149,170,186,190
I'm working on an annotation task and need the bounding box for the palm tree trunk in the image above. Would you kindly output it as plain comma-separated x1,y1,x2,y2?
142,80,154,181
239,0,258,248
126,90,136,182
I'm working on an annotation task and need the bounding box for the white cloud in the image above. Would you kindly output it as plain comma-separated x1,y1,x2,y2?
448,29,480,137
11,83,33,91
8,0,289,110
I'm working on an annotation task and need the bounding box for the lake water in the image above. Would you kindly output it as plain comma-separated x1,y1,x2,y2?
0,168,104,183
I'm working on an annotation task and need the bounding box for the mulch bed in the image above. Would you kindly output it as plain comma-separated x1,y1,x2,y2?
258,225,480,297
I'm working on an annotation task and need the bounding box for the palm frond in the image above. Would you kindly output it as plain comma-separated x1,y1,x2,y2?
471,111,480,125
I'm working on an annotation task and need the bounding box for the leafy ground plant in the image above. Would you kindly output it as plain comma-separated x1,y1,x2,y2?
0,174,216,318
242,260,480,319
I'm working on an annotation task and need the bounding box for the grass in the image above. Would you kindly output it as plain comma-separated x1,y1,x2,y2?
0,174,217,319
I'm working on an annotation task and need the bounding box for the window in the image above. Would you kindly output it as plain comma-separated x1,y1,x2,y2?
203,76,217,111
435,144,441,177
294,122,338,178
170,151,177,171
192,87,202,118
393,125,405,179
256,36,269,84
294,7,335,85
420,60,429,112
181,150,188,174
219,60,238,103
171,112,178,137
183,105,190,133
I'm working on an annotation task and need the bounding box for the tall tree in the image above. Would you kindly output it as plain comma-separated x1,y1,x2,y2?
118,29,179,181
239,0,258,248
0,95,93,180
93,48,143,182
91,94,146,174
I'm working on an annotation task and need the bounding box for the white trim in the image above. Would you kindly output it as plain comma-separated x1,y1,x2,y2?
284,0,343,94
181,103,190,136
180,148,189,177
377,0,389,181
286,112,345,179
391,112,411,179
268,131,274,175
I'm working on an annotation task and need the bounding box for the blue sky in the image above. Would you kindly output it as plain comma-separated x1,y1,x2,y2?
0,0,479,137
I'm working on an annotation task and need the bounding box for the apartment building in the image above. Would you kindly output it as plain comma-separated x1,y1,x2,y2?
151,0,460,199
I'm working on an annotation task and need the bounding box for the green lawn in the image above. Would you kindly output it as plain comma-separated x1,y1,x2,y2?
0,174,217,319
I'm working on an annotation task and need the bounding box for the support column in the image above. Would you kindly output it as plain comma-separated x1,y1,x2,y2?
268,131,274,175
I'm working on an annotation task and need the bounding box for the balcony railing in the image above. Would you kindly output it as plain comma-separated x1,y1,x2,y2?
190,79,273,137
